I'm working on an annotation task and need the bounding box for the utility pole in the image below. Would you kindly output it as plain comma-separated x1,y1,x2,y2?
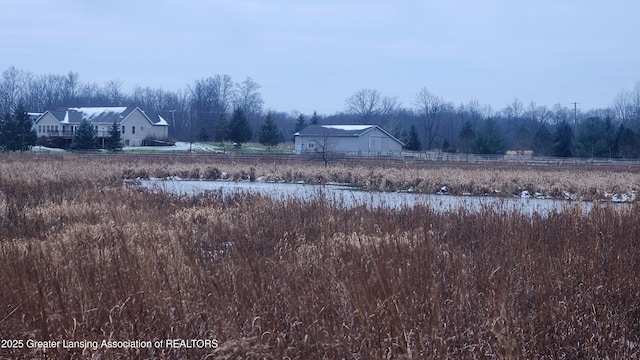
169,110,176,128
571,102,578,132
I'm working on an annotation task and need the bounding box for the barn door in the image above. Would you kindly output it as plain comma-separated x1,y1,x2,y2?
369,136,382,155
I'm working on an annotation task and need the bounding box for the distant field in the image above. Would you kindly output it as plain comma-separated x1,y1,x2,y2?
1,154,639,358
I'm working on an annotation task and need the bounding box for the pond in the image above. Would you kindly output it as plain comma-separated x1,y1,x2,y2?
135,179,632,216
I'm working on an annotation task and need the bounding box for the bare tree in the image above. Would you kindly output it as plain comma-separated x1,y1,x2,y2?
62,71,80,106
346,89,381,124
24,74,47,112
103,79,123,105
345,88,398,126
613,90,632,126
631,81,640,130
414,87,450,150
188,75,236,140
234,77,264,139
39,74,65,110
0,66,30,114
313,128,337,166
550,103,570,125
234,77,263,115
525,101,553,125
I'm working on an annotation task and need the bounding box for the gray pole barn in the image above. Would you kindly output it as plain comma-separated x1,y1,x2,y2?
294,125,403,156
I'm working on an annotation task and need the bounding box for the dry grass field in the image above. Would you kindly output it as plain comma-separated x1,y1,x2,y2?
1,153,639,359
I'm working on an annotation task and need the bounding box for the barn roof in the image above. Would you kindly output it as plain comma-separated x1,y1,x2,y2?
295,124,403,145
295,124,374,137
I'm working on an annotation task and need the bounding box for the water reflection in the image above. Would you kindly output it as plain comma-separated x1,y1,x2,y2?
136,179,631,216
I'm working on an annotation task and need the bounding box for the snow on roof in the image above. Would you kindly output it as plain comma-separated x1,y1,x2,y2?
69,107,128,120
321,125,374,131
156,115,169,126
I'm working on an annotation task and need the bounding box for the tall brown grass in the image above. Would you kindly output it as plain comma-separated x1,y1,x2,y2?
1,153,639,358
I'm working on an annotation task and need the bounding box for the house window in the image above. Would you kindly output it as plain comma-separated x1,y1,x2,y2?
308,142,315,149
141,126,144,132
132,126,135,134
54,125,58,132
122,126,125,134
38,125,42,133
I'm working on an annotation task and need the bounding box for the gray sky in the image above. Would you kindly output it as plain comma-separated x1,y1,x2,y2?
2,0,639,115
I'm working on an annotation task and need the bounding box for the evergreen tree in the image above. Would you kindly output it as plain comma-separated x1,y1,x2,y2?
227,107,253,146
472,118,506,154
294,114,306,133
574,117,614,158
70,119,98,150
258,112,281,149
309,110,320,125
214,113,228,142
104,120,122,151
614,125,639,158
198,127,209,142
552,121,573,157
405,124,422,151
0,104,37,152
532,124,553,156
458,120,475,153
514,124,530,154
442,138,454,153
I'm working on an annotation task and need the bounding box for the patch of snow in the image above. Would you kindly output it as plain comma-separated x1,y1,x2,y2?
32,145,65,152
322,125,373,131
604,190,636,203
69,107,127,120
563,191,578,201
156,115,169,126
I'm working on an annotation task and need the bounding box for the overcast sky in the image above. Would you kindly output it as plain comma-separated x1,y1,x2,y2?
2,0,639,115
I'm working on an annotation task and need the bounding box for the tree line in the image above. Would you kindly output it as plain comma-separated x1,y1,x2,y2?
2,65,640,158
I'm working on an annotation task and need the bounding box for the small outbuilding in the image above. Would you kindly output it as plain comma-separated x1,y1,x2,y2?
294,125,403,156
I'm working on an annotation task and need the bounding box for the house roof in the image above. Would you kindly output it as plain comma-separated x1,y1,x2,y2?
295,124,404,145
37,106,168,126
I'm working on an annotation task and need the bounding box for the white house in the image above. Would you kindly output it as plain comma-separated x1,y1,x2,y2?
34,106,169,147
294,125,404,156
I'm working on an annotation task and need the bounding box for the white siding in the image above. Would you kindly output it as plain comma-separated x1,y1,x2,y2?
34,113,62,137
120,109,168,146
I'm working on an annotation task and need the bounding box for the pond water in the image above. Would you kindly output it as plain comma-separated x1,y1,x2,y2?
135,179,632,216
